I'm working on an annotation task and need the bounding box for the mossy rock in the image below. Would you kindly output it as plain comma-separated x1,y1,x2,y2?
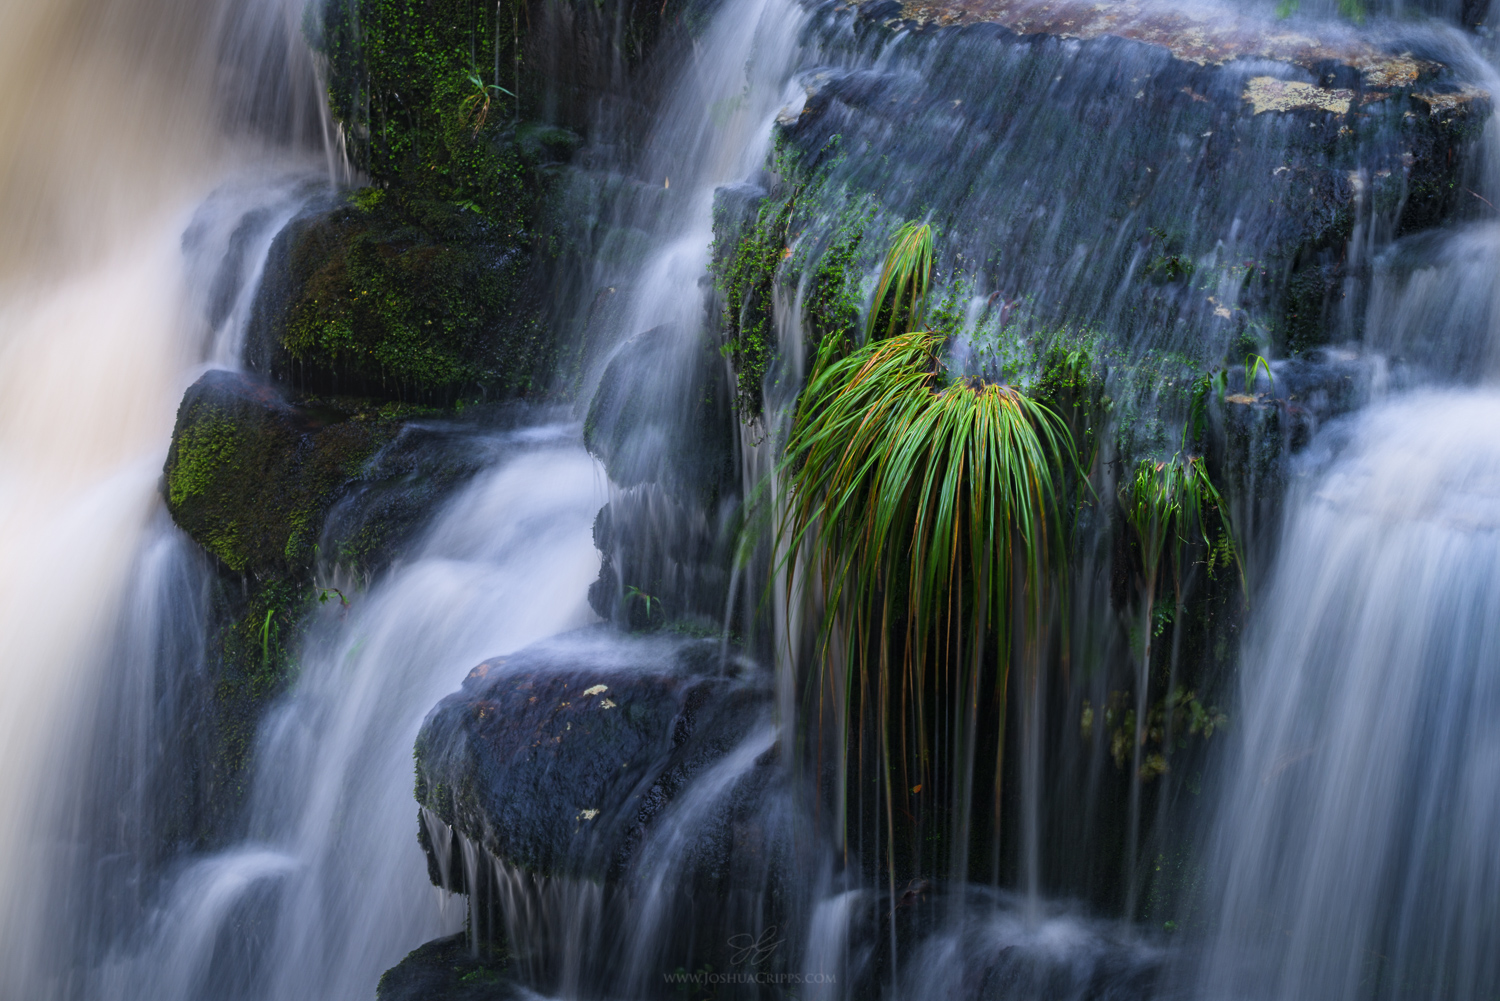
248,199,552,404
316,0,537,216
165,370,403,574
376,933,517,1001
163,370,487,838
315,0,704,193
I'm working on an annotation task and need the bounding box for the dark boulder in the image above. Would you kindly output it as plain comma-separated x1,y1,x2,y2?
414,630,773,884
376,934,518,1001
245,200,551,405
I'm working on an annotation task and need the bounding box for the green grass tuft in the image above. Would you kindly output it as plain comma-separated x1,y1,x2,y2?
865,221,933,342
780,327,1075,877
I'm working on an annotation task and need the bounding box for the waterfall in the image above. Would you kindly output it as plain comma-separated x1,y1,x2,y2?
0,0,328,995
40,0,815,994
1196,390,1500,1001
6,0,1500,994
1194,62,1500,1001
98,433,604,1000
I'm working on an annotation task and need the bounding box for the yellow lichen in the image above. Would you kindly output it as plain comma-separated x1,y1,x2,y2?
1360,55,1421,88
1243,77,1351,115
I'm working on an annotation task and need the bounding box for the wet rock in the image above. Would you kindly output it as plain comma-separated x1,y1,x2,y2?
246,200,550,405
582,323,738,627
414,630,772,883
375,934,518,1001
583,324,734,496
163,369,489,842
866,0,1479,83
767,0,1493,368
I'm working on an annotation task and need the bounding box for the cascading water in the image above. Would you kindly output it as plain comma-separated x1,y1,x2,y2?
99,430,604,1000
9,0,1500,994
0,0,331,995
1194,390,1500,1001
1192,112,1500,998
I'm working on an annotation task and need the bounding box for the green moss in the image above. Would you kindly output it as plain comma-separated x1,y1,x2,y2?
282,208,524,399
168,417,239,509
260,194,556,403
168,417,251,569
317,0,527,221
210,578,311,800
802,201,876,362
712,195,795,420
292,0,594,404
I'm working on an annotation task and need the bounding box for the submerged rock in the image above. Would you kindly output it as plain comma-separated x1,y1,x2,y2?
414,630,773,883
375,934,518,1001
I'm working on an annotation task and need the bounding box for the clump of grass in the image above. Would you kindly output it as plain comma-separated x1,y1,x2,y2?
865,221,934,341
781,325,1074,879
1120,453,1231,629
1117,450,1237,911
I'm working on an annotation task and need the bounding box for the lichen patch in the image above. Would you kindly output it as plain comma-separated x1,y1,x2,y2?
1413,84,1489,113
1243,77,1352,116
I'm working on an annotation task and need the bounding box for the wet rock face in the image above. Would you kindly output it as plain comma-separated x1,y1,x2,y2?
764,0,1491,369
246,199,554,405
868,0,1480,70
582,324,739,628
162,369,489,840
415,631,772,883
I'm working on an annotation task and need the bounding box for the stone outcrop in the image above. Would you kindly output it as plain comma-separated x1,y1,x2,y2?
162,369,488,837
414,631,773,884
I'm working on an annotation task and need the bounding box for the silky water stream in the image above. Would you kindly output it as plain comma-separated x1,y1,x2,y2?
1189,208,1500,998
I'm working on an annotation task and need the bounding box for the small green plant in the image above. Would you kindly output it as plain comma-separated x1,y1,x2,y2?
1243,353,1274,396
1121,454,1235,644
625,585,661,619
317,587,350,608
1184,352,1274,449
865,221,934,341
1086,687,1228,779
460,66,515,136
260,608,278,673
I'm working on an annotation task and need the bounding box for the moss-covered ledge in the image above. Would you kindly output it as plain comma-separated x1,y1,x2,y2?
163,369,485,837
247,189,565,404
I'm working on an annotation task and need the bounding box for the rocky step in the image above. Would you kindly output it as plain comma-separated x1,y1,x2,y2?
414,630,774,886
